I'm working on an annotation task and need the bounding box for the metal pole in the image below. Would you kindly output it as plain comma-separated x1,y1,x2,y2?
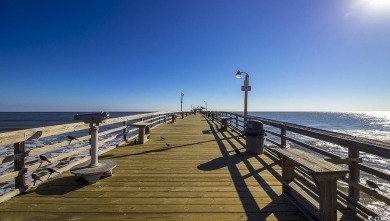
244,74,249,126
181,93,184,111
90,126,100,167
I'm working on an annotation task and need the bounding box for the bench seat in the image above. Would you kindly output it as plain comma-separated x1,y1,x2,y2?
271,147,348,221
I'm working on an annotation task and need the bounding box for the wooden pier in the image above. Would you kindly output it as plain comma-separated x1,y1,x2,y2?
0,114,366,220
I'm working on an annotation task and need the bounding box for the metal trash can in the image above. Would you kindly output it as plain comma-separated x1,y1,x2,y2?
244,120,266,154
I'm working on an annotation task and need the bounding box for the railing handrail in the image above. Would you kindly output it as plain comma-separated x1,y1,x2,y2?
215,111,390,159
0,111,172,146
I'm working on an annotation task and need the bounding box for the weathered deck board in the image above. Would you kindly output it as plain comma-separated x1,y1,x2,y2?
0,114,363,220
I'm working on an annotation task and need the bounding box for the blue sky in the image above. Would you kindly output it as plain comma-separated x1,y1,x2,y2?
1,0,389,112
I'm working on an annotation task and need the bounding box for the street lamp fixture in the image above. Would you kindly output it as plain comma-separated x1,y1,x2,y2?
235,70,251,125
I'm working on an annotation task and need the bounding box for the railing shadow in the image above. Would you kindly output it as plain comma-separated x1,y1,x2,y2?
200,116,307,220
26,175,90,196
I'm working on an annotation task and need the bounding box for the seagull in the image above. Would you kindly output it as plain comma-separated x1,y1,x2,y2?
160,136,166,140
47,168,60,174
366,180,382,191
31,173,43,182
166,143,170,147
234,149,244,156
39,155,52,163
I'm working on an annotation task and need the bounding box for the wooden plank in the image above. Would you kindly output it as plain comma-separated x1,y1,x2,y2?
0,212,309,221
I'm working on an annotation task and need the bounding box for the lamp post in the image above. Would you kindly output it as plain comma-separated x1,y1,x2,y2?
204,101,207,111
191,104,193,111
181,93,184,111
235,70,250,125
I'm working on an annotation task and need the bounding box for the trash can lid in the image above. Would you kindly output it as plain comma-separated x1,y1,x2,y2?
246,120,264,129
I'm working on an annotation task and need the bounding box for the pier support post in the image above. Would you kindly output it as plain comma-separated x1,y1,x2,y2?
348,149,360,201
14,141,26,189
90,126,99,167
123,121,128,142
281,128,287,148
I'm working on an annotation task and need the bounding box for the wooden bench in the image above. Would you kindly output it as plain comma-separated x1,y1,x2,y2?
130,121,152,144
169,114,179,123
271,147,348,221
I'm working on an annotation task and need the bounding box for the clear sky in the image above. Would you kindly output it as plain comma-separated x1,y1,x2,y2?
1,0,389,112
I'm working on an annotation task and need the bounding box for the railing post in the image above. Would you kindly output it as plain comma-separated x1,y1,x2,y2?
281,128,287,148
348,149,360,201
14,141,26,189
235,115,238,129
123,121,128,142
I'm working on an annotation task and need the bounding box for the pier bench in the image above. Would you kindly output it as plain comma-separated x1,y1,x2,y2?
169,114,179,123
271,147,348,221
130,121,152,144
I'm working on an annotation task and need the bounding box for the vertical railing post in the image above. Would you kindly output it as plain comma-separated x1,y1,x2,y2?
14,141,26,189
123,121,128,142
281,128,287,148
348,149,360,201
235,115,238,130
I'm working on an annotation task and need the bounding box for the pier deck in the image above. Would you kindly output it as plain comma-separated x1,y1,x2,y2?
0,114,362,220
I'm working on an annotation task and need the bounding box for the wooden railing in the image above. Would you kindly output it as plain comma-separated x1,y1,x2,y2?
0,111,187,203
206,111,390,217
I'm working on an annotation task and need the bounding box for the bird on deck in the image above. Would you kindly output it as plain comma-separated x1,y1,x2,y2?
234,149,244,156
67,135,79,144
366,180,382,191
160,136,166,140
31,173,43,182
47,168,60,174
39,155,52,163
165,143,170,147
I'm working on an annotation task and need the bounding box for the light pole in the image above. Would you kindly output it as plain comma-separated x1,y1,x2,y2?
191,104,193,111
204,101,207,111
235,70,250,125
181,93,184,111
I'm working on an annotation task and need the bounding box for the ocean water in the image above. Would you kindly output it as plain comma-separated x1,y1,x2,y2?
0,111,389,215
